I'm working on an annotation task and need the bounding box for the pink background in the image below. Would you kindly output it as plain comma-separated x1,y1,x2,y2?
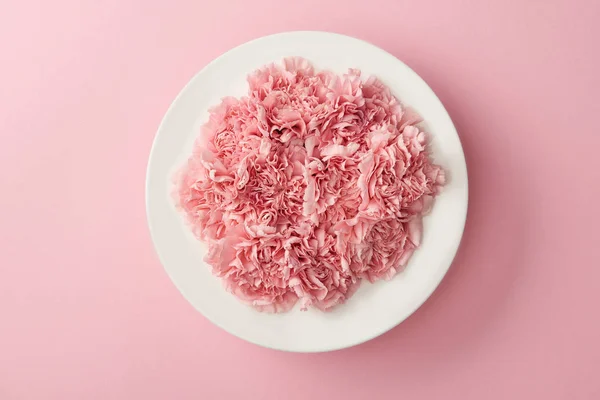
1,0,600,398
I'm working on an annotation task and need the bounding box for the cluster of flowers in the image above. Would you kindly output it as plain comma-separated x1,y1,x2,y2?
175,58,444,312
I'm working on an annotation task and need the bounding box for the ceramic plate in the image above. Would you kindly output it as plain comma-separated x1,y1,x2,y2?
146,31,468,352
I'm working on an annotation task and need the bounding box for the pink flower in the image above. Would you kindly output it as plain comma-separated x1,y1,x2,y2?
343,217,422,282
303,155,362,226
356,126,444,221
206,229,298,313
287,228,360,311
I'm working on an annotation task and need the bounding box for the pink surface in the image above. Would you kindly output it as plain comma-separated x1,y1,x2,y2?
1,0,599,398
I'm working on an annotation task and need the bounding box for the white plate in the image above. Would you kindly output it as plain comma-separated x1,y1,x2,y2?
146,31,468,352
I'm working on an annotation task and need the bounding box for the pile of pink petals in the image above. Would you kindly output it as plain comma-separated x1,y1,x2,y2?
175,58,444,312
